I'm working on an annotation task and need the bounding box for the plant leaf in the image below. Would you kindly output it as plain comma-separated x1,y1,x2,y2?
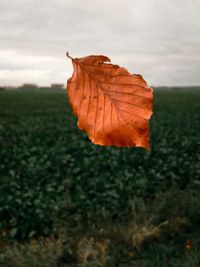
66,53,153,150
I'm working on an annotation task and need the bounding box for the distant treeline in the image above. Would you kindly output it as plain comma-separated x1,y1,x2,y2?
0,83,65,91
0,85,199,91
155,86,200,91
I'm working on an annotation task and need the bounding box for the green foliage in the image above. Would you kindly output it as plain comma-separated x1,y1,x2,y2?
0,190,200,267
0,89,200,243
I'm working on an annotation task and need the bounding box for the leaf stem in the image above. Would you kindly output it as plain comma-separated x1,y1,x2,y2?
66,52,74,60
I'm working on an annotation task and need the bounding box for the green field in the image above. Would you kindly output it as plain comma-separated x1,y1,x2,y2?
0,89,200,267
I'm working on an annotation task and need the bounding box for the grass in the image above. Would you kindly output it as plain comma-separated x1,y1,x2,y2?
1,188,200,266
0,88,200,266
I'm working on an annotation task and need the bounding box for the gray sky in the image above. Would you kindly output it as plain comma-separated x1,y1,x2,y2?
0,0,199,86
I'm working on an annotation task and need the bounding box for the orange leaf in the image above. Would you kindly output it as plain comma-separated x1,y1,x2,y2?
66,52,153,150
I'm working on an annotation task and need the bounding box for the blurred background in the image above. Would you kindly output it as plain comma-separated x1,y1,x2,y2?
0,1,200,267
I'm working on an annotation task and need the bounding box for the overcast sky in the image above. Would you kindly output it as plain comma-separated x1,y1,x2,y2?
0,0,199,86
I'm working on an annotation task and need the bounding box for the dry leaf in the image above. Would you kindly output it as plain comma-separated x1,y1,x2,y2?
66,52,153,150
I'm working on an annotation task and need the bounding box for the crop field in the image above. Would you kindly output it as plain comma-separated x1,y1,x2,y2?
0,89,200,267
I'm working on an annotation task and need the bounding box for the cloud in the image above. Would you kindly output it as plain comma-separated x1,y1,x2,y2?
0,0,199,86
